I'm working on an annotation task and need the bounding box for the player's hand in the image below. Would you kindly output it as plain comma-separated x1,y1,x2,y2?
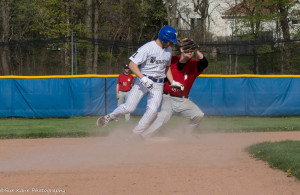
181,38,199,53
171,80,184,91
140,76,154,90
116,94,119,99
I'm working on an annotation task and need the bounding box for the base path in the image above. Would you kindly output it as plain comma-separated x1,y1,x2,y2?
0,131,299,195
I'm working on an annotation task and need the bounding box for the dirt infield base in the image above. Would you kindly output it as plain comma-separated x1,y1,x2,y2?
0,131,300,195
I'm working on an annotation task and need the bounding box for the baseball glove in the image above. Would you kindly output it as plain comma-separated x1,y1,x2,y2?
179,38,199,52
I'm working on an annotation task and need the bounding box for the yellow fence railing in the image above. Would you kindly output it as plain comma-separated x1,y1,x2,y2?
0,74,300,79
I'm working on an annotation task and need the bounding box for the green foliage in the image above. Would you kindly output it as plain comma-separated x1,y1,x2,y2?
256,45,273,54
10,0,85,39
234,0,298,41
234,1,275,38
145,0,167,25
204,55,255,74
99,51,116,60
1,0,299,75
230,0,300,74
140,0,168,38
246,141,300,180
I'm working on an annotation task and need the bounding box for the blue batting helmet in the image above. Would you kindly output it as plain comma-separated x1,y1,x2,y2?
158,26,178,44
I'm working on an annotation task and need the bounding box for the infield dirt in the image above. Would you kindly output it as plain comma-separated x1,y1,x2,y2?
0,131,299,195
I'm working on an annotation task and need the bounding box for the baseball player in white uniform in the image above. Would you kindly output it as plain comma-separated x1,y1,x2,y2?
97,26,184,139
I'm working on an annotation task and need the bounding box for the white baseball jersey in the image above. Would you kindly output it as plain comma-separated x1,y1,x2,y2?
129,40,172,79
108,40,173,135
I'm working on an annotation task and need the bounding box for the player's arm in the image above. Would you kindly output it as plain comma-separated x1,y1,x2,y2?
129,61,143,79
116,83,119,99
165,66,174,83
195,49,208,72
129,60,154,90
130,77,135,88
166,65,184,91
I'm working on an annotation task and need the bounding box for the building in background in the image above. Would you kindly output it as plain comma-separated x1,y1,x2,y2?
175,0,242,39
221,0,300,40
173,0,299,40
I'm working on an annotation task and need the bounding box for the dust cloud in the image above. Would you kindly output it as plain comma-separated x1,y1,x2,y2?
0,120,298,173
0,128,300,195
0,122,225,173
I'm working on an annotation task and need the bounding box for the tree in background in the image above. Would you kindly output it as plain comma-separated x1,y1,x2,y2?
144,0,168,39
1,0,12,75
268,0,298,73
228,0,279,74
164,0,177,28
193,0,209,42
0,0,298,75
84,0,93,73
1,0,85,75
225,0,299,74
81,0,167,74
173,0,218,43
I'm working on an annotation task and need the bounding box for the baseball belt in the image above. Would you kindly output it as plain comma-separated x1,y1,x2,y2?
164,92,188,99
144,75,164,83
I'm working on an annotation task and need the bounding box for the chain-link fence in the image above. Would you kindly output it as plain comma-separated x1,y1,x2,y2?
1,36,299,75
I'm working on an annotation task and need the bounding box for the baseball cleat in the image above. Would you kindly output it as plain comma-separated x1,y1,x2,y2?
96,115,112,127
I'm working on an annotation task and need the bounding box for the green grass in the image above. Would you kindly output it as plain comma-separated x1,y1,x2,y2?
246,141,300,180
197,116,300,132
0,115,299,139
0,117,110,139
159,115,300,133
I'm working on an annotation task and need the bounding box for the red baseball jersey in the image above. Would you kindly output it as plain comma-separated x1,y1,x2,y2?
164,56,203,96
117,73,134,92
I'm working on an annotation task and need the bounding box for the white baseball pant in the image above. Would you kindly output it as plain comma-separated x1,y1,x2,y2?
109,79,164,134
142,94,204,137
118,91,130,121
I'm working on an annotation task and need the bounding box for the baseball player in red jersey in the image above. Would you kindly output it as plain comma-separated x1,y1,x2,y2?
116,64,134,121
142,38,208,138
